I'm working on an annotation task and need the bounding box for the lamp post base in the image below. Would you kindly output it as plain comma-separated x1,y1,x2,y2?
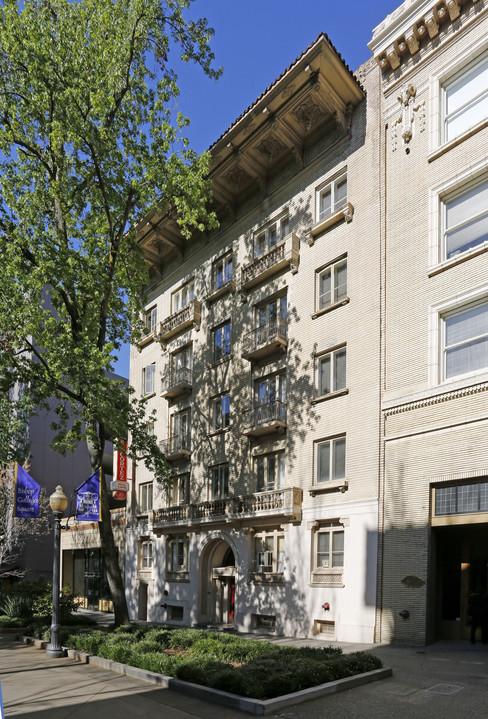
46,646,66,658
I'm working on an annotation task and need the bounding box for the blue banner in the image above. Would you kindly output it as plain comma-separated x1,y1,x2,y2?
75,469,101,521
14,464,40,518
0,675,4,719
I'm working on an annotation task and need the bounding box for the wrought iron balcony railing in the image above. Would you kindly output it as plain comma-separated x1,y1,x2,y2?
241,318,287,361
161,367,192,399
159,434,191,461
242,399,287,436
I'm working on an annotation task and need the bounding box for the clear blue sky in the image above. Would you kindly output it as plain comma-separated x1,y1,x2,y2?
113,0,400,377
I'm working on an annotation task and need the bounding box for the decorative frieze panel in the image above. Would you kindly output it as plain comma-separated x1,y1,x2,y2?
391,84,426,151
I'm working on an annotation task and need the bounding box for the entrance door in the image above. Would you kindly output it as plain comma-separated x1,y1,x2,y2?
435,524,488,640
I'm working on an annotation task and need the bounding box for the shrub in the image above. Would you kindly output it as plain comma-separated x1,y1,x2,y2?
66,630,108,654
0,594,32,619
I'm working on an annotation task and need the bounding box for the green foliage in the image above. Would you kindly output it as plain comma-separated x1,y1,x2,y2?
0,615,24,627
0,594,32,619
61,624,383,699
9,577,78,621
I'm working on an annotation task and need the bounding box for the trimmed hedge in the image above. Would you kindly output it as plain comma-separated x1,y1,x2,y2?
64,624,383,700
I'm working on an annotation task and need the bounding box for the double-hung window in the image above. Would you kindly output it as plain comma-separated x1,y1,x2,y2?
172,280,194,313
317,437,346,484
139,482,153,513
211,393,230,431
315,523,344,570
317,174,347,221
443,53,488,142
254,215,289,257
142,363,155,396
442,178,488,260
140,540,153,569
213,253,233,290
316,258,347,311
254,530,284,574
167,537,188,574
212,321,231,362
255,452,285,492
316,346,346,398
442,299,488,380
210,464,229,499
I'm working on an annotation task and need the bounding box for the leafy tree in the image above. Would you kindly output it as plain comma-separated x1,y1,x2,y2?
0,0,220,624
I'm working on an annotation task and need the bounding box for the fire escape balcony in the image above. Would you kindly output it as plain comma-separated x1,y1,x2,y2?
158,300,201,347
242,400,287,437
240,233,300,291
151,487,302,533
241,318,287,362
161,368,192,400
159,435,191,462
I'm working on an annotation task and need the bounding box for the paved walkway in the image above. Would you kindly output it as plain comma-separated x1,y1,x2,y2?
1,628,488,718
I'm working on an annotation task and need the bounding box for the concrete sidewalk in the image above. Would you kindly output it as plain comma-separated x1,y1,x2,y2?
1,632,488,718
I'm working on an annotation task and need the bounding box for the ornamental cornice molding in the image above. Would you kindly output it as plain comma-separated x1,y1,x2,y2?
383,381,488,416
369,0,481,73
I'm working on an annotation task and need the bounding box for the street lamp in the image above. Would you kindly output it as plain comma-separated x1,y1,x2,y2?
46,485,68,658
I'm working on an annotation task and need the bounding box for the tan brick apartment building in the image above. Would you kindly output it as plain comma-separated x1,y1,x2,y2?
125,0,488,645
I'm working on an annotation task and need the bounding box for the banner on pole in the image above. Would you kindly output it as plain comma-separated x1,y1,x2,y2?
14,464,40,518
75,469,101,521
0,676,5,719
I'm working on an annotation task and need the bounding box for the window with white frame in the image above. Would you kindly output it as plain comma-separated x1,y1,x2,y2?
316,257,347,311
139,482,153,513
316,437,346,484
212,321,231,362
144,306,157,333
210,464,229,499
171,408,191,439
171,279,194,313
167,536,189,574
140,539,153,569
311,522,344,585
442,177,488,260
255,452,285,492
254,214,289,257
443,52,488,142
253,529,284,573
442,299,488,380
213,252,233,290
211,393,230,431
256,294,287,328
317,173,347,222
142,363,155,396
167,473,189,506
316,346,346,398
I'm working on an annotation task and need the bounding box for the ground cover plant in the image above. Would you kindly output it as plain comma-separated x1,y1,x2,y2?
63,624,383,700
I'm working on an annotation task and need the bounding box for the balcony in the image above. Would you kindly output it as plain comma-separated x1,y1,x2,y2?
241,318,287,361
161,367,192,400
158,300,201,348
206,278,235,305
242,400,287,437
152,487,303,532
240,233,300,291
159,435,191,462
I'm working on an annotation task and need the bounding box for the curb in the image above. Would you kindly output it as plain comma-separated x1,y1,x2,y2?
19,636,392,715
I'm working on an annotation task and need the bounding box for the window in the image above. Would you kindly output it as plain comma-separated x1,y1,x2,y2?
254,214,289,257
311,522,345,586
170,345,192,386
140,540,153,569
256,295,287,327
435,482,488,516
443,53,488,142
253,529,284,573
172,280,194,313
442,178,488,260
139,482,153,513
142,363,155,396
442,299,488,380
212,321,231,362
171,408,191,439
255,373,286,407
316,258,347,311
210,464,229,499
211,393,230,431
144,306,157,333
168,473,189,506
317,437,346,483
316,347,346,398
167,537,188,573
317,173,347,221
213,253,233,290
255,452,285,492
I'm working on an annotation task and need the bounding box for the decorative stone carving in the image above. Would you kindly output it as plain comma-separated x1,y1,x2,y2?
292,96,321,131
424,9,439,38
255,134,285,162
446,0,461,20
392,84,425,151
224,164,251,190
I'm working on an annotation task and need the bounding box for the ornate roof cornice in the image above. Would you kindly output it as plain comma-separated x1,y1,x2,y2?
383,380,488,416
369,0,481,73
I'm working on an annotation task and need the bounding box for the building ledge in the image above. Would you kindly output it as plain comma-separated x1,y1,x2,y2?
308,202,353,244
309,480,348,497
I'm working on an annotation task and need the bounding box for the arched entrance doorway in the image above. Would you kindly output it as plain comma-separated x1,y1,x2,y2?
199,538,236,626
